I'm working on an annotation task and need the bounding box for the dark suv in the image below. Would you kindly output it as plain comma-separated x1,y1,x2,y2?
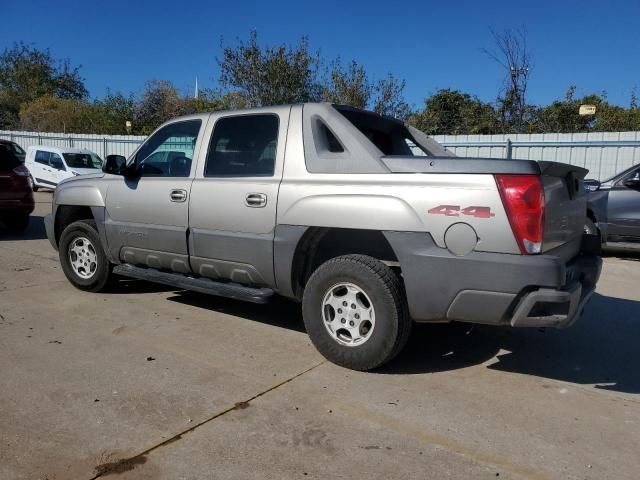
0,143,33,231
585,163,640,250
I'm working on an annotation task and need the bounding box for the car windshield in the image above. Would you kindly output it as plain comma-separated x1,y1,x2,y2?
63,153,103,169
601,163,640,183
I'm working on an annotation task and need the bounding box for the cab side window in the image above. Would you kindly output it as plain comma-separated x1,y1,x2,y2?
204,114,279,177
50,152,65,170
134,120,202,178
35,150,50,165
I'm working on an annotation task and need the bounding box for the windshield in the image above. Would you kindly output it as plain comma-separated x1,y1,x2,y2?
63,153,103,169
602,163,640,183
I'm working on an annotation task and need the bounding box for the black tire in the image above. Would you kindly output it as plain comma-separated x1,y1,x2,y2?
584,218,599,236
29,175,39,192
58,219,113,292
3,212,30,232
302,254,411,371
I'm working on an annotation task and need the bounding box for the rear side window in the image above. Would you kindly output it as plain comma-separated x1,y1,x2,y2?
205,114,279,177
50,152,65,170
335,107,428,156
35,150,50,165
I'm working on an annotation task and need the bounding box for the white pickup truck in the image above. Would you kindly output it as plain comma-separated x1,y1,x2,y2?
44,103,602,370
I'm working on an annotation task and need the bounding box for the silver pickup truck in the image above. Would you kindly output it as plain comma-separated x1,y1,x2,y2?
44,103,602,370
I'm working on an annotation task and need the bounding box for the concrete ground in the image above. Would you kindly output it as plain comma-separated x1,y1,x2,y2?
1,191,639,480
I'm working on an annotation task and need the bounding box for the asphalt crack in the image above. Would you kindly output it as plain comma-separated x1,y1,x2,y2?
90,359,326,479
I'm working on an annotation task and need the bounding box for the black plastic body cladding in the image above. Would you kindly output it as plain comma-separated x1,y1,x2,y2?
382,231,601,324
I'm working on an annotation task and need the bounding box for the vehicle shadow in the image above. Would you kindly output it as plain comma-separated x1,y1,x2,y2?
108,277,177,294
0,215,47,241
167,291,306,333
124,284,640,394
383,293,640,394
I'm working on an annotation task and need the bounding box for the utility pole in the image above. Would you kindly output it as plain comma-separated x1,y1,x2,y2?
194,76,199,100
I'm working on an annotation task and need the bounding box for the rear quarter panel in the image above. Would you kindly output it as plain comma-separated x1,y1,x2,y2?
279,105,519,254
277,174,519,254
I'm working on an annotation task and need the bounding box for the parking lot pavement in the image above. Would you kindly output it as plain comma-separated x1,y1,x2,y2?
1,191,639,480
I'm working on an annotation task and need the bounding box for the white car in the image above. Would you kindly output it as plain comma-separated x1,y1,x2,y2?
25,146,103,191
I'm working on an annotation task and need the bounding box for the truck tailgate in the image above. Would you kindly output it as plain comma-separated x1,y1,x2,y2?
538,161,589,253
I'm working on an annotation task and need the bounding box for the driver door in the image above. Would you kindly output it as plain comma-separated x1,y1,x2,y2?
104,118,206,273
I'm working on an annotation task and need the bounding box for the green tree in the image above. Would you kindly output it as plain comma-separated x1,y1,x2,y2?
323,59,372,109
0,42,87,129
92,90,135,134
134,80,191,134
218,30,321,107
373,73,410,120
182,89,248,115
409,89,498,135
19,95,97,133
532,88,640,133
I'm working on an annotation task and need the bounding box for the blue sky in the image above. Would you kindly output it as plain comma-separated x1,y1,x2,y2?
1,0,638,109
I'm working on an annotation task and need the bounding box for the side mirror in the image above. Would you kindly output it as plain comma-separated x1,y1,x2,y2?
103,154,127,175
623,172,640,188
584,179,601,192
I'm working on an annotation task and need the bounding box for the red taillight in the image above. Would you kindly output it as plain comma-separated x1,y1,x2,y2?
495,174,545,255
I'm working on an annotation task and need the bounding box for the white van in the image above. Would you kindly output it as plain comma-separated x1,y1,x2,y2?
25,146,103,191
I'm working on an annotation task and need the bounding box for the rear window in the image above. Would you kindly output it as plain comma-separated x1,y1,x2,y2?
335,106,428,156
63,153,103,169
35,150,50,165
1,142,25,156
0,144,21,170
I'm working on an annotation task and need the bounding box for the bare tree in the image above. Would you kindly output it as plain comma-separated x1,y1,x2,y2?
483,27,532,132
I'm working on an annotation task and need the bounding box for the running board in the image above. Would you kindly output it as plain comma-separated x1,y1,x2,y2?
113,264,274,304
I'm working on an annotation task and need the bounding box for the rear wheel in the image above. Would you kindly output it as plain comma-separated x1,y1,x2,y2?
59,220,113,292
302,255,411,371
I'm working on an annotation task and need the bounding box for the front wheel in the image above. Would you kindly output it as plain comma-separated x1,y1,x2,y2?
59,220,113,292
302,255,411,371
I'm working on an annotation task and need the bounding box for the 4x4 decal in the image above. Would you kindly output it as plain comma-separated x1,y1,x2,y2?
428,205,495,218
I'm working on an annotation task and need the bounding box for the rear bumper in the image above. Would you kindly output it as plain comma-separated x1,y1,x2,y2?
383,232,602,328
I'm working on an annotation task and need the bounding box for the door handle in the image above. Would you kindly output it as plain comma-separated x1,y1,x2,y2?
170,189,187,202
245,193,267,208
